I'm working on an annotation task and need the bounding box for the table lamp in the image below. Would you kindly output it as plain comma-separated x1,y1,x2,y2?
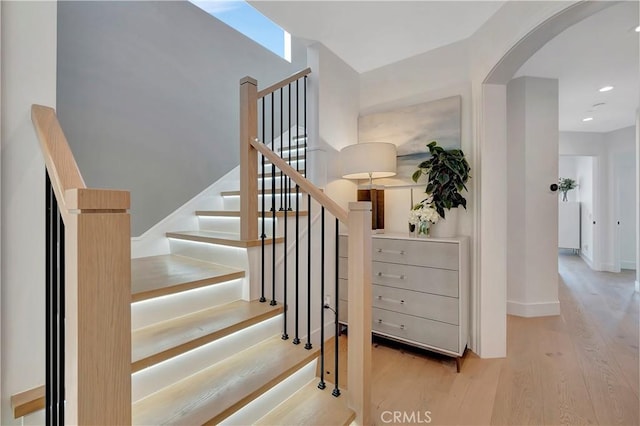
341,142,397,233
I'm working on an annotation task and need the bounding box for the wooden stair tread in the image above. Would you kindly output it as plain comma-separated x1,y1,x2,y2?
221,188,307,196
196,210,309,217
131,255,245,302
132,336,319,425
132,300,283,372
166,230,284,248
255,381,355,426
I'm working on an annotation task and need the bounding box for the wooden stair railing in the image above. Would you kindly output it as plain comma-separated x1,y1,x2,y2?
23,105,132,425
240,71,372,425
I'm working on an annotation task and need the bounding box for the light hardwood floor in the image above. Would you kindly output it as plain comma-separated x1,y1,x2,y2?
323,253,639,425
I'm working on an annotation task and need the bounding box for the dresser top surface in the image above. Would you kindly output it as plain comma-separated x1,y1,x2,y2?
341,232,468,244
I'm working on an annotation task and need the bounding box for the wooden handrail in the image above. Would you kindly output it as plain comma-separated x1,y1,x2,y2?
251,138,348,224
32,105,86,217
257,67,311,99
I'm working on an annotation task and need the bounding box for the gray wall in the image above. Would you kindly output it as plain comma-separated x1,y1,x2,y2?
57,1,307,236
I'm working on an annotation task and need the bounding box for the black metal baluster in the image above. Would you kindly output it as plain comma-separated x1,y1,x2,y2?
318,207,326,390
333,217,341,397
57,201,66,421
303,76,308,176
279,88,284,211
271,93,277,306
305,193,312,350
260,99,266,303
45,173,52,425
287,83,293,211
282,91,289,340
51,176,59,425
293,79,301,345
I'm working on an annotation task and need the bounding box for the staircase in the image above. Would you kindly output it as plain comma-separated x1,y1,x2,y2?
14,68,373,425
128,135,354,425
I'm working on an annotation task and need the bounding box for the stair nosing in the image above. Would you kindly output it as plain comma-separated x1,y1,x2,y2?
166,231,284,248
131,300,284,373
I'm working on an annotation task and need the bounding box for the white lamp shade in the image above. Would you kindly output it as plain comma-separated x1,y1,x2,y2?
341,142,397,179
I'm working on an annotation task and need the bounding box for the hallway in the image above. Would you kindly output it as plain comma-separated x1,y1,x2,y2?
328,253,639,425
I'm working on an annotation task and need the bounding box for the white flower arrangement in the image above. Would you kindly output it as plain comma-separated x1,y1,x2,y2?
408,201,440,225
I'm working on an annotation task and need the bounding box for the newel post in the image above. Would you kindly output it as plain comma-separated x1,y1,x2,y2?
64,188,132,425
347,201,372,425
240,76,259,240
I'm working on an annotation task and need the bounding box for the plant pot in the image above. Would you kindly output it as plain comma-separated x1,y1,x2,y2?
430,207,459,238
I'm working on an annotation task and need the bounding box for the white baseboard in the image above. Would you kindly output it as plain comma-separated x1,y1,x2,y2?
600,263,619,273
621,260,636,270
507,300,560,317
579,252,594,269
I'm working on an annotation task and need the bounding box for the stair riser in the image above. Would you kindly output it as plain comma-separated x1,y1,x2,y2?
219,360,317,426
131,278,243,330
132,315,283,403
168,238,251,270
198,216,278,237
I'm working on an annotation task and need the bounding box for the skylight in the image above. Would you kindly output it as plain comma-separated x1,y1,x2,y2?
190,1,291,62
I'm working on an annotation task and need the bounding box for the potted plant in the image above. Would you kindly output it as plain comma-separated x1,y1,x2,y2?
412,141,470,237
558,177,577,202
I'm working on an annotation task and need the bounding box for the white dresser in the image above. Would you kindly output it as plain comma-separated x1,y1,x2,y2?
338,233,469,370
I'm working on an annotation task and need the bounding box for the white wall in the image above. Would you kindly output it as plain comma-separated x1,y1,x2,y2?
606,126,636,271
307,42,360,215
506,76,560,317
57,1,308,236
1,2,56,424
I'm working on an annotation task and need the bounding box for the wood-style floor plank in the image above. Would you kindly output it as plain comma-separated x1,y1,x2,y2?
255,381,355,426
132,300,283,372
131,254,244,302
132,335,318,426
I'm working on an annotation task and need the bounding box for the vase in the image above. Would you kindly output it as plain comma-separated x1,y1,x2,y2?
417,221,430,238
562,191,568,202
408,223,416,238
430,207,459,238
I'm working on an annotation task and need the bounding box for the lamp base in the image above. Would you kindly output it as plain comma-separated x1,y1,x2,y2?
357,186,385,233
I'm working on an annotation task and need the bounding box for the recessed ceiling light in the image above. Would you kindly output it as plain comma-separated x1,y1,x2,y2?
635,25,640,32
582,117,594,122
599,86,614,92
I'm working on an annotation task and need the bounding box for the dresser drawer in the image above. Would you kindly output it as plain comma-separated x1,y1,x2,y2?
373,285,458,325
373,238,459,270
372,308,459,354
372,261,459,297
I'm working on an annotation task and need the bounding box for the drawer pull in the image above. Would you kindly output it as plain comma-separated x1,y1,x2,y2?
377,295,405,305
377,319,405,330
377,248,405,255
377,272,405,280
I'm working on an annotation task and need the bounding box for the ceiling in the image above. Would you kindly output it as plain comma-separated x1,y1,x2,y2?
250,1,505,73
515,1,639,133
250,0,638,134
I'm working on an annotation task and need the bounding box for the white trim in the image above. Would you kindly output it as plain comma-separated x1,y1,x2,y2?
635,280,639,293
621,261,636,270
600,263,619,273
507,300,560,317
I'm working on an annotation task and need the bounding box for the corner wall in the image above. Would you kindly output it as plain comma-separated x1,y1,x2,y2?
57,0,307,236
1,2,56,424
